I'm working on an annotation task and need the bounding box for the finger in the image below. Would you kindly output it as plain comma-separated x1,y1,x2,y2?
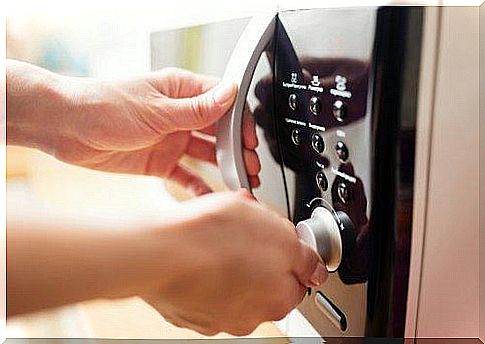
265,279,305,322
167,316,219,336
163,81,237,132
297,284,308,305
286,282,308,314
172,311,220,336
168,164,212,196
147,68,220,98
242,107,258,150
197,123,217,136
197,103,258,145
254,75,272,103
185,135,217,165
292,241,328,288
243,149,261,176
249,175,260,189
225,324,258,337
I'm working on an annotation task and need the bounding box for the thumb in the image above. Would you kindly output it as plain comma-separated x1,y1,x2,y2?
165,81,237,131
292,241,328,288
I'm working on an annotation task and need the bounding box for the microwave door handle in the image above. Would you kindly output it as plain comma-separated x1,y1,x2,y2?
216,13,277,191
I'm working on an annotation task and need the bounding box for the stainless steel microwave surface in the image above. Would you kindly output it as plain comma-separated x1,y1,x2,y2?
151,7,424,338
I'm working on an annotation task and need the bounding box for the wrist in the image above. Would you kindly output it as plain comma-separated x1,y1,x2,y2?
111,216,187,298
125,210,218,300
6,59,72,153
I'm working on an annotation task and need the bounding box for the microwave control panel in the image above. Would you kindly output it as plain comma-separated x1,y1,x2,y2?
272,8,377,336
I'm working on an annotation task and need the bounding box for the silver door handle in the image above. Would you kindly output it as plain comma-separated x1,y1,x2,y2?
216,13,277,191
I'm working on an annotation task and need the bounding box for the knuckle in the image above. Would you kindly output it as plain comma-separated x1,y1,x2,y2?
190,97,208,127
225,192,248,209
229,326,254,337
269,303,291,322
265,291,292,321
272,309,288,322
199,328,219,336
202,193,245,225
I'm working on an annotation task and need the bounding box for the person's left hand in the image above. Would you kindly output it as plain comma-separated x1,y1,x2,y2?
52,67,260,194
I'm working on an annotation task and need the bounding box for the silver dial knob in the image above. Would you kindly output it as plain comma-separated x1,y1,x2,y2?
296,207,343,272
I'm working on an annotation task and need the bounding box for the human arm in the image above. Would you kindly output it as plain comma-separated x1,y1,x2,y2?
7,191,327,335
6,59,260,193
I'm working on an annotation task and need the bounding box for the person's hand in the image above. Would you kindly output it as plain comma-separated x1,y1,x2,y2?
142,190,327,336
58,68,261,194
7,60,260,194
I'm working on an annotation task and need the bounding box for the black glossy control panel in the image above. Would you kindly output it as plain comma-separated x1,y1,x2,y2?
252,7,422,336
275,54,371,285
262,8,377,336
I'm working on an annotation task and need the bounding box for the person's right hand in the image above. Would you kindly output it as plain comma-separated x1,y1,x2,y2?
142,190,327,336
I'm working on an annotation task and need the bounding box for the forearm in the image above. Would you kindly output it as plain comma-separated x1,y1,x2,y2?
6,59,70,152
6,205,177,316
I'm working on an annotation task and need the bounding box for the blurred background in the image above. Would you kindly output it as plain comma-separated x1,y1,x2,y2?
5,1,284,339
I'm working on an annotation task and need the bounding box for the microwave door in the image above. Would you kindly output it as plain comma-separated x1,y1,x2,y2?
216,13,301,217
150,17,290,216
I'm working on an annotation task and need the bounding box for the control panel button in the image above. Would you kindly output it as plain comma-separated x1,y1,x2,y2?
333,100,346,122
316,171,328,191
335,141,349,161
311,133,325,153
337,182,350,204
296,207,356,273
295,207,342,271
309,96,322,115
291,128,302,146
288,93,298,111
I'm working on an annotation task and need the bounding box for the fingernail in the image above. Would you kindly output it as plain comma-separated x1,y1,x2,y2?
309,262,327,287
212,82,236,105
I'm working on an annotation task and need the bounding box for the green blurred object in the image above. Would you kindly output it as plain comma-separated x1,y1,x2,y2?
179,26,202,72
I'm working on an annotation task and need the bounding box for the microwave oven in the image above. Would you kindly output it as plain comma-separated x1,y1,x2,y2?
151,6,481,340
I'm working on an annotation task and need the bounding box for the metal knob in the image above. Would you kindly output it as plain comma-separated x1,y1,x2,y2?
296,207,343,272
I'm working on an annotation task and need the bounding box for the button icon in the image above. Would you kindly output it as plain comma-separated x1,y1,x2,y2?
288,93,298,111
333,100,346,122
311,133,325,153
309,96,322,115
335,75,347,91
291,128,302,146
335,141,349,162
311,75,321,87
316,171,328,191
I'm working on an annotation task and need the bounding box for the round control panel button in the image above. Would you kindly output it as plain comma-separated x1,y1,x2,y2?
291,128,302,146
316,171,328,191
309,96,322,115
335,141,349,162
311,133,325,153
295,207,342,272
337,182,350,204
289,93,298,111
333,100,346,122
